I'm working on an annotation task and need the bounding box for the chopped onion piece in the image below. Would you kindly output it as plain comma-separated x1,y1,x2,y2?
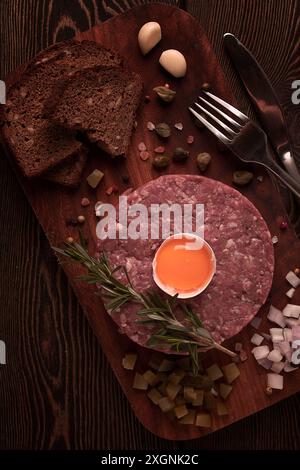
285,318,300,327
292,325,300,340
257,357,272,370
267,373,283,390
283,328,293,342
270,328,284,342
284,362,298,373
250,317,262,329
251,333,264,346
283,304,300,319
286,271,300,288
286,288,296,299
252,345,270,360
267,305,286,328
271,361,285,373
267,349,283,363
275,340,291,354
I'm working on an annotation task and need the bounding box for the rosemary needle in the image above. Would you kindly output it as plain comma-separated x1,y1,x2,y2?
55,242,237,374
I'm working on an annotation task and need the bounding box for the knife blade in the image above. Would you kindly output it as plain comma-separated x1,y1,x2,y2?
224,33,300,183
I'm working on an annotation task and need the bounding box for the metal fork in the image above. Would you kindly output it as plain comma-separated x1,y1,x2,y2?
189,91,300,198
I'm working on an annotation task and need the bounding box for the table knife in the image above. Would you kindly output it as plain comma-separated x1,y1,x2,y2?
224,33,300,183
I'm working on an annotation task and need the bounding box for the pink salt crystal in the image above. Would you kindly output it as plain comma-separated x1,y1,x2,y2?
81,197,90,207
187,135,194,144
138,142,147,151
154,146,165,154
140,151,150,161
147,121,155,131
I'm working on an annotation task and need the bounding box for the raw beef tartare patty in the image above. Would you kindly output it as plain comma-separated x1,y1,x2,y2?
98,175,274,347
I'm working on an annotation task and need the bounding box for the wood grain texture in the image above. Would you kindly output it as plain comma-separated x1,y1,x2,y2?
0,0,300,449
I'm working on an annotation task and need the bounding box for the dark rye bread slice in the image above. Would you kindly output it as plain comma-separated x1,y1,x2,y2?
51,66,143,156
2,41,122,178
44,147,88,188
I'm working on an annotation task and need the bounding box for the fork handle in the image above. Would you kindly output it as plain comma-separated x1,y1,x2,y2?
263,157,300,199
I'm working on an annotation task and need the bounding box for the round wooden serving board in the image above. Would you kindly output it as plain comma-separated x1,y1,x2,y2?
2,3,300,440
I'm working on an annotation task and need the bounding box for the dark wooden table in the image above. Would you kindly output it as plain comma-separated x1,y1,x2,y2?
1,0,300,450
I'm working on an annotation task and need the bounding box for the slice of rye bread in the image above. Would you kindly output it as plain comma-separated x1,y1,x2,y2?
2,40,122,178
44,147,88,188
51,66,143,156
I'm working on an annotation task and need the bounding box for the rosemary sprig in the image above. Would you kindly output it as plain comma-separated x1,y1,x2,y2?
55,242,237,374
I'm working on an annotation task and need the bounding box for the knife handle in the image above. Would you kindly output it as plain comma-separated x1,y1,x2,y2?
263,156,300,199
280,150,300,185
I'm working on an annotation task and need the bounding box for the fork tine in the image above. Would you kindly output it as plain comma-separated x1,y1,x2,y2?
204,91,249,121
198,96,243,129
195,102,238,136
189,107,231,143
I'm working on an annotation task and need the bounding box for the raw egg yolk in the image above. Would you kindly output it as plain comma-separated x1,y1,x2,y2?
155,236,214,293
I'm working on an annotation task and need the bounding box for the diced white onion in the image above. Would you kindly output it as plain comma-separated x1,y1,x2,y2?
257,358,273,370
271,361,285,373
285,318,300,327
267,305,286,328
292,325,300,340
267,349,283,363
270,328,284,342
252,345,270,360
251,333,264,346
267,373,283,390
250,317,262,329
283,328,293,342
286,288,296,299
283,304,300,319
286,271,300,288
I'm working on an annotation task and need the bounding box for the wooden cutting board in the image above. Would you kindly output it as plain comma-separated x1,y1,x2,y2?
2,3,300,440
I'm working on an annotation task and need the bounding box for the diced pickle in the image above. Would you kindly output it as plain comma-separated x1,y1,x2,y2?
174,405,189,419
147,388,162,405
206,364,223,381
86,169,104,188
183,386,197,403
219,383,233,400
179,410,196,425
192,390,204,407
122,353,137,370
196,412,212,428
204,391,216,410
158,397,175,413
158,359,175,372
148,353,165,371
143,370,159,386
175,394,186,406
133,373,148,390
217,401,229,416
166,383,182,401
222,363,240,384
168,369,186,385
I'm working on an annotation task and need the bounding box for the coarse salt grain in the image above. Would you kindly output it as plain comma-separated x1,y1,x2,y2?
138,142,147,151
147,121,155,131
154,146,165,154
81,197,90,207
140,151,150,161
174,122,183,131
272,235,278,245
187,135,194,144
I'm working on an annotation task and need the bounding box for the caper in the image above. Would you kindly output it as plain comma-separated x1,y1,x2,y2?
153,86,176,103
173,147,190,162
197,152,211,172
155,123,171,138
152,155,170,169
233,170,254,186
